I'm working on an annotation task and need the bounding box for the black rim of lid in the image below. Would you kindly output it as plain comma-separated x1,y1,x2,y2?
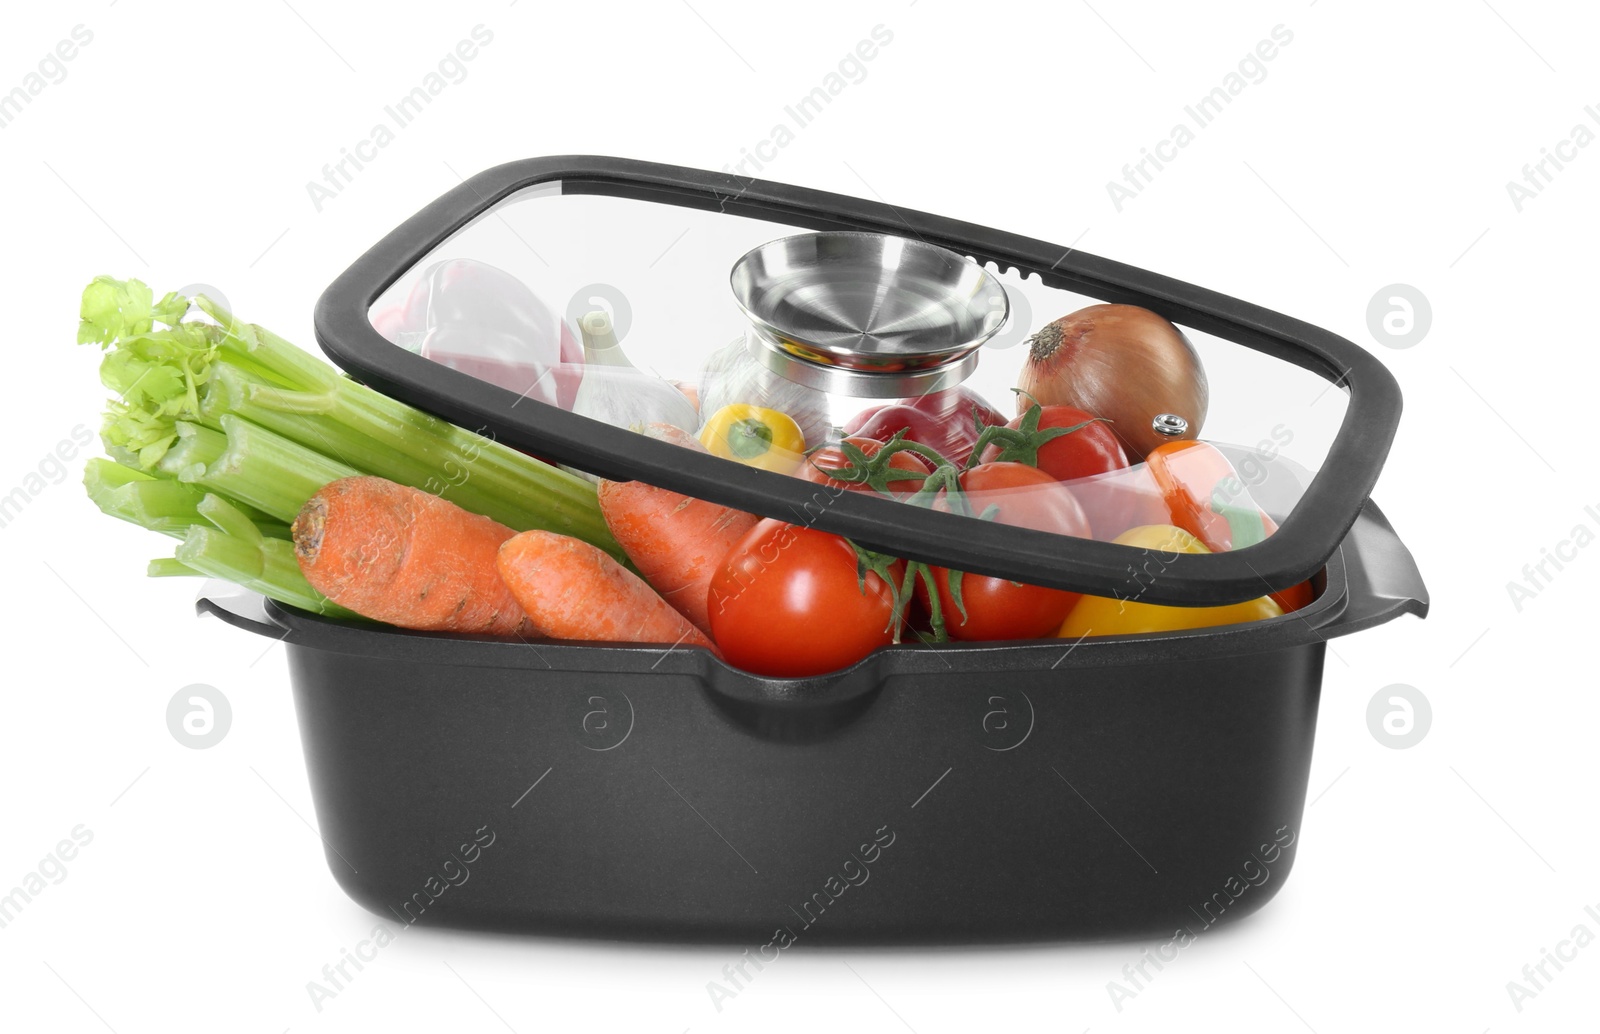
313,155,1403,606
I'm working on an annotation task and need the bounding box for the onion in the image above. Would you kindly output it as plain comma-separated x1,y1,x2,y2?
1016,304,1207,461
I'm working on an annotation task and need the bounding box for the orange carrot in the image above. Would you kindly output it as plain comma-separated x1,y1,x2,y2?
292,476,533,636
498,529,715,649
597,424,757,635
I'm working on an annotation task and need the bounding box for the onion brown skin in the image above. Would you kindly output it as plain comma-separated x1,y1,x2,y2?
1017,304,1208,461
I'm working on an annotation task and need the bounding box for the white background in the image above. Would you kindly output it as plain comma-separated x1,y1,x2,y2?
2,1,1595,1031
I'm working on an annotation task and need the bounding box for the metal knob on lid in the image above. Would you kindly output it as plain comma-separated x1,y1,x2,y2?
1152,413,1190,438
729,231,1010,398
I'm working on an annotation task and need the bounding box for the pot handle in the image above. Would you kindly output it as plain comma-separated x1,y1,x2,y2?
194,582,291,640
1324,498,1428,636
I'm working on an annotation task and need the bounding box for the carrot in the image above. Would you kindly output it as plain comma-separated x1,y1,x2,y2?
597,423,757,635
292,476,533,636
498,529,715,650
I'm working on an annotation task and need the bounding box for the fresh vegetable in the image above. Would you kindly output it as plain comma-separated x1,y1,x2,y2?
85,421,364,617
1057,525,1283,638
83,277,621,556
803,435,934,496
419,323,570,407
844,387,1006,467
1146,440,1267,552
709,520,901,677
498,530,715,649
86,457,287,540
699,403,807,473
174,495,359,618
598,425,759,635
157,416,359,524
577,309,628,367
568,309,701,434
977,401,1128,483
699,335,833,447
86,458,353,617
398,259,570,356
1017,304,1208,461
79,276,624,618
293,477,533,635
391,258,582,408
1145,439,1313,612
917,462,1091,641
571,364,703,436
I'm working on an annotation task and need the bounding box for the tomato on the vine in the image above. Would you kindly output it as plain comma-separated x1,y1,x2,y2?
708,519,902,677
978,404,1128,483
801,436,934,497
916,462,1092,641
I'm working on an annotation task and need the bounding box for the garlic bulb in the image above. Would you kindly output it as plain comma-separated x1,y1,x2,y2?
569,311,700,435
578,309,632,369
571,365,701,434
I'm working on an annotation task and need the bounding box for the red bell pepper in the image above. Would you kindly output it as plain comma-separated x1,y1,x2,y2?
372,258,583,409
844,387,1007,467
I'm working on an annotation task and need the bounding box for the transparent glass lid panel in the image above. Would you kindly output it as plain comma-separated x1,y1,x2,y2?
368,187,1345,562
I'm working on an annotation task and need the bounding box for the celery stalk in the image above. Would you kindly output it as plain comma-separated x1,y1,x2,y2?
85,460,348,615
85,458,290,539
197,285,616,548
180,416,361,521
155,421,227,478
147,558,200,577
157,417,358,523
197,294,342,394
199,363,609,540
83,276,622,558
173,494,355,618
175,526,354,618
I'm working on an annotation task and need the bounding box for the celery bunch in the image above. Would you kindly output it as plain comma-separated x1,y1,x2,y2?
81,277,621,616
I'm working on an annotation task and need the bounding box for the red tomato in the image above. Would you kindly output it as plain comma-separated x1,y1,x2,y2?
979,405,1129,483
709,519,901,677
918,462,1091,641
801,436,934,497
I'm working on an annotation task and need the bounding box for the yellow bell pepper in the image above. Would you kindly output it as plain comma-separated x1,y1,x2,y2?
699,404,807,473
1057,524,1283,638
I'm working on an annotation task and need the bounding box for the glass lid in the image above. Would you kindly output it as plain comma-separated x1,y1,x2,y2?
315,157,1401,606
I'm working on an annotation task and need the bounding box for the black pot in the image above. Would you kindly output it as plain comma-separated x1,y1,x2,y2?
209,157,1428,944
